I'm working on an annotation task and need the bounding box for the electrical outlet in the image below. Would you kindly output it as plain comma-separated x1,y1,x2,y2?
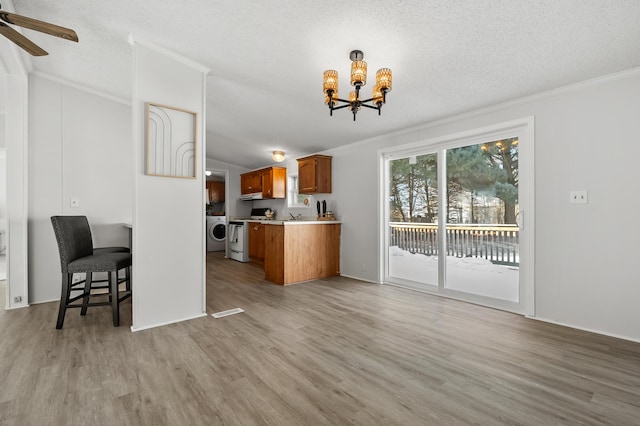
70,197,80,208
569,190,588,204
361,263,366,272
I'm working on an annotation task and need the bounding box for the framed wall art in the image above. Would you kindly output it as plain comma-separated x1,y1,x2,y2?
145,102,198,178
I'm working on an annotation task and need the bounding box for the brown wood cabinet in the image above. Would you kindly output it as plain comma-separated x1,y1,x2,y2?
241,171,262,194
240,167,287,198
207,181,225,203
248,222,265,262
297,155,332,194
262,167,287,198
264,223,341,285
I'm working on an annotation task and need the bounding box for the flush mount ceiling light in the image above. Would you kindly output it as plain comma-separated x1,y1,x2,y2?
272,150,285,162
323,50,392,121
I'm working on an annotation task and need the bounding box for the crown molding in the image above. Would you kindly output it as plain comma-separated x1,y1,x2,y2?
128,34,210,74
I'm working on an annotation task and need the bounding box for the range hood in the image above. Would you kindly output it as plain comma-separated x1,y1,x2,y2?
239,192,263,201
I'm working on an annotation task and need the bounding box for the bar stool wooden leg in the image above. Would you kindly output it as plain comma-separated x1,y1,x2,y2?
80,272,93,316
110,271,120,327
125,266,131,292
56,273,72,329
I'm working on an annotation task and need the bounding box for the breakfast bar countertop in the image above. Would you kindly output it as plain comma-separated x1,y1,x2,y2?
261,220,342,226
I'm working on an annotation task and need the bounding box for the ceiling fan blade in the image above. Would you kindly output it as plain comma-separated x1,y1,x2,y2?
0,10,78,42
0,22,48,56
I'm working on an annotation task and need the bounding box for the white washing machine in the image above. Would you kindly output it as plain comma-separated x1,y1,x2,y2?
207,216,226,252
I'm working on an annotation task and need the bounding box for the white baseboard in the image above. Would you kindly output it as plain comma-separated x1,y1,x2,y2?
527,315,640,344
29,298,58,305
6,302,29,310
339,273,381,285
131,312,208,332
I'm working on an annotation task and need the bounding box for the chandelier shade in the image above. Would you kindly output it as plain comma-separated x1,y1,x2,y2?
376,68,392,91
323,50,392,121
323,70,339,93
350,60,367,86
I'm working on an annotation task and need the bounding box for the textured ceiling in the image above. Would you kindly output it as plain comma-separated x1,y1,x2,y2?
8,0,640,169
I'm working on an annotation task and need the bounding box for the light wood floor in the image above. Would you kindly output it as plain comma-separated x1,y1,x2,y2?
1,252,639,425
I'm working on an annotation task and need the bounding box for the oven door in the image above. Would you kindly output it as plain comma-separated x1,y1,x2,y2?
228,223,244,251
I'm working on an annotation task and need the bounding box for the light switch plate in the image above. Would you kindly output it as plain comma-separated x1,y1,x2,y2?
70,197,80,208
569,190,588,204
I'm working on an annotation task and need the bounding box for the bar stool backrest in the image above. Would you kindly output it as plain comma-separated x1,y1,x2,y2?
51,216,94,273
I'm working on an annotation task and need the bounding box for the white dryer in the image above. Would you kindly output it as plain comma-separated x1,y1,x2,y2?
207,216,226,252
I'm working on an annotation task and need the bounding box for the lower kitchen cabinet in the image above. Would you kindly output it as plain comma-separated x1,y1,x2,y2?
264,223,341,285
248,222,265,262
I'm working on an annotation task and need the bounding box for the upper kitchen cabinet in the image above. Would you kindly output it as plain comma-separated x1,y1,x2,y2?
240,167,287,199
297,155,332,194
262,167,287,199
240,170,262,195
207,181,225,203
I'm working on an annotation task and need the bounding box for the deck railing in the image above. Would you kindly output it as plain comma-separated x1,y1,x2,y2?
389,222,519,266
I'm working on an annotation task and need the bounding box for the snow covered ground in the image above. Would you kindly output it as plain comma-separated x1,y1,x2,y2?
388,246,519,302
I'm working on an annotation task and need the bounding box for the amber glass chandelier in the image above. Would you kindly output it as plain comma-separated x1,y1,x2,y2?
323,50,392,121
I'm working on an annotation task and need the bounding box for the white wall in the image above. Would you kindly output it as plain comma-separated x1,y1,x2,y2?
326,69,640,341
1,0,30,308
0,111,4,235
27,74,133,303
0,111,5,223
0,101,4,243
5,73,29,308
0,76,5,115
131,38,208,330
0,150,6,255
0,114,5,147
0,149,6,223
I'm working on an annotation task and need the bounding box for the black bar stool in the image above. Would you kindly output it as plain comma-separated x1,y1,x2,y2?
51,216,132,329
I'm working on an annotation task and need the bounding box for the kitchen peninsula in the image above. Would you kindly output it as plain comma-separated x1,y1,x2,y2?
260,220,341,285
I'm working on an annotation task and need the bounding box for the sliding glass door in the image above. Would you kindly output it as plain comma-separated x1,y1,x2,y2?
443,139,519,302
387,153,439,289
383,120,533,314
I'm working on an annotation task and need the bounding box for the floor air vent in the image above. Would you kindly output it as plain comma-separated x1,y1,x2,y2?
211,308,244,318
